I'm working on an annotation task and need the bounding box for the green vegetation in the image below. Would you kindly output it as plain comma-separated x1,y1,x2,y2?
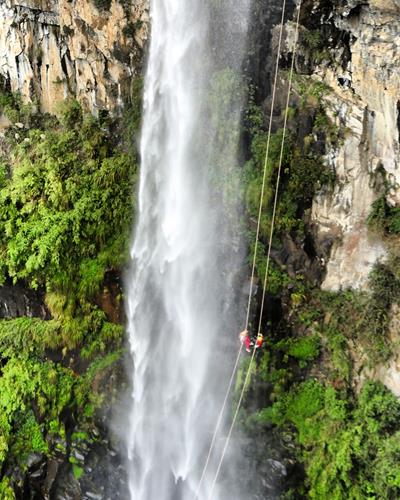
285,334,320,365
0,98,137,306
242,85,334,284
0,90,35,125
247,277,400,498
292,74,332,111
0,478,14,499
259,380,400,499
0,319,122,473
240,253,400,497
0,91,135,350
302,29,331,64
368,195,400,235
0,88,138,488
367,163,400,236
0,313,123,358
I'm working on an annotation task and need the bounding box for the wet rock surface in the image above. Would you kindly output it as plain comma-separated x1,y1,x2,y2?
252,0,400,291
219,430,299,500
0,283,48,319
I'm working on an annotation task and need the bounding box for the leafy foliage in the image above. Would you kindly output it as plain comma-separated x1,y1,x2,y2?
0,355,73,467
286,335,320,364
241,106,400,493
245,256,400,498
238,62,400,500
0,478,15,500
253,378,400,499
0,317,61,356
0,100,137,307
0,90,135,487
286,258,400,370
0,317,123,473
242,95,334,283
368,195,400,235
0,88,36,125
0,313,123,357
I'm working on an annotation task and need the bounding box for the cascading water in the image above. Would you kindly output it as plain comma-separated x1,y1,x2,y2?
125,1,251,499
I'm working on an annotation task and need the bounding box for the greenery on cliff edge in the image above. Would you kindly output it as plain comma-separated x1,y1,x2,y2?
0,88,139,493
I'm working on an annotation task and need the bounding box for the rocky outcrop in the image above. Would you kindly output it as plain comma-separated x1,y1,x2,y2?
308,1,400,290
0,0,149,114
311,77,388,291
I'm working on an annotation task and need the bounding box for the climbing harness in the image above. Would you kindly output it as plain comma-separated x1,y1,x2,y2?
194,1,303,498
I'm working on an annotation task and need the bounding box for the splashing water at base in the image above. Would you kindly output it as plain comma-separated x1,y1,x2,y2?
125,1,251,499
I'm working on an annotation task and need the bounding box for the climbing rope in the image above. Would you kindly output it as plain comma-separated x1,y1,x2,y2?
193,347,243,500
205,2,303,498
193,1,297,498
257,2,302,336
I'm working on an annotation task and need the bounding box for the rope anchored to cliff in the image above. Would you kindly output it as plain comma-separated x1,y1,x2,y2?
194,1,303,498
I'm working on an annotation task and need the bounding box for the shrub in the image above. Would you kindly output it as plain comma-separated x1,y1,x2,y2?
283,380,326,444
269,380,400,499
0,317,62,356
0,317,123,475
243,103,333,282
287,335,320,363
0,91,132,492
373,432,400,499
0,99,137,308
0,478,14,500
368,195,400,235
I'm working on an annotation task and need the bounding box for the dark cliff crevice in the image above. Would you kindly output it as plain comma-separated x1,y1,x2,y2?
247,0,296,102
397,101,400,144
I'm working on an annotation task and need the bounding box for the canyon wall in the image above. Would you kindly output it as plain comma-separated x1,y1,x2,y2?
0,0,399,497
0,0,149,114
309,0,400,290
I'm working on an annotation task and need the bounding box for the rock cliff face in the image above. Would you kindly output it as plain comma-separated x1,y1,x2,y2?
0,0,149,114
0,3,397,289
281,0,400,397
309,0,400,290
0,0,399,497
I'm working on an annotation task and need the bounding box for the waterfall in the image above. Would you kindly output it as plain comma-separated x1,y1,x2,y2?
125,1,251,499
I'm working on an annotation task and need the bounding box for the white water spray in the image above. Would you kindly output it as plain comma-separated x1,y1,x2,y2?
126,1,250,499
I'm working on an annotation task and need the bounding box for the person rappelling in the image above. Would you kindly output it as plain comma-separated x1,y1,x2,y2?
239,330,252,353
239,330,264,353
